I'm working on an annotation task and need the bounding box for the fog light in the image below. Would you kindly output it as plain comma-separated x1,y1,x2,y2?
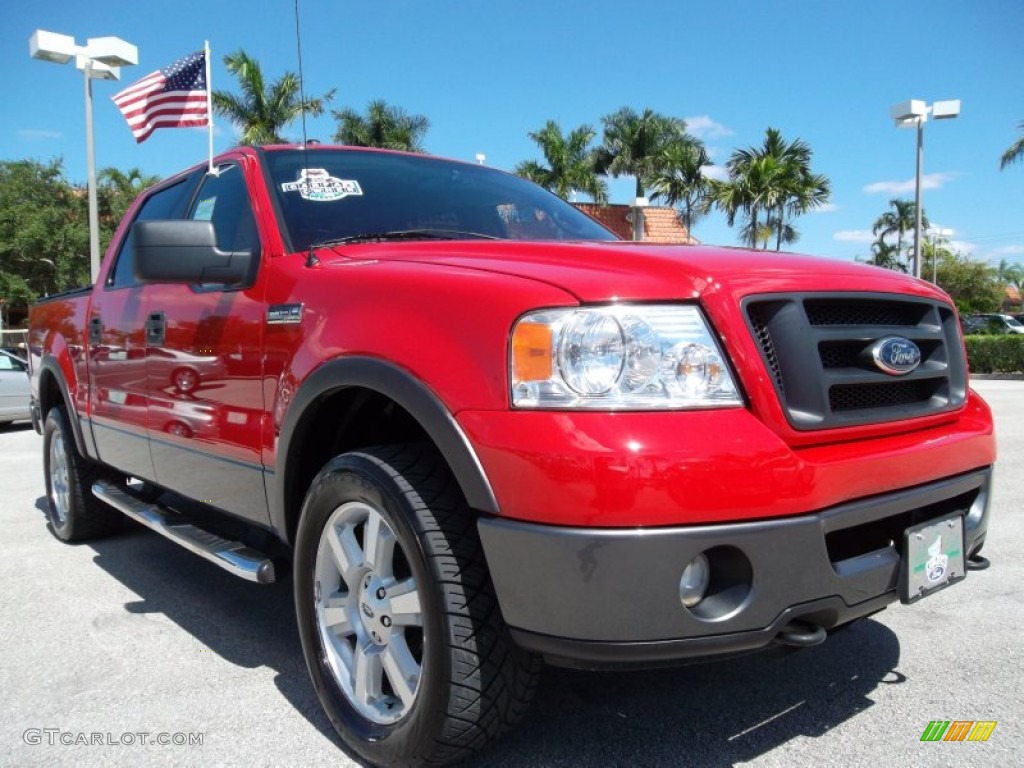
679,553,710,608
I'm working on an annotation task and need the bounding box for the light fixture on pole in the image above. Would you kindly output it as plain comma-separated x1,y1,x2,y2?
30,30,138,284
890,98,960,280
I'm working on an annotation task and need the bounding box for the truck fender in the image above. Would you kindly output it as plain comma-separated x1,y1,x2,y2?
36,353,94,459
272,356,499,542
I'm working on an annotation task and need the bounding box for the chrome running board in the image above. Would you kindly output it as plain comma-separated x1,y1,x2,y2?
92,480,276,584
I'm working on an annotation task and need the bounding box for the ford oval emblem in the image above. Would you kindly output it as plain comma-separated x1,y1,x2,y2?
871,336,922,376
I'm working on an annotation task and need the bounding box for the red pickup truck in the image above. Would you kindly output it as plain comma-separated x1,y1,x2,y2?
29,145,995,766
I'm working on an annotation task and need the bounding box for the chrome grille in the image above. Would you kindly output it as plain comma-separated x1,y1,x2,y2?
744,293,968,430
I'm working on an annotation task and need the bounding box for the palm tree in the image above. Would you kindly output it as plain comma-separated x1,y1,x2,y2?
1000,121,1024,170
647,138,711,236
594,107,687,198
724,128,831,251
212,49,334,146
708,128,831,250
333,99,430,152
513,121,607,203
758,128,831,251
710,151,786,249
97,167,160,247
865,239,906,272
704,174,748,235
872,198,929,263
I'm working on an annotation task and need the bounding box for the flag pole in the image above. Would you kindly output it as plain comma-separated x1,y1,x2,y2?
205,40,214,174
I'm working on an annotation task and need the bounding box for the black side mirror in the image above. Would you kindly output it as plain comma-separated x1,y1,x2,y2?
133,220,254,286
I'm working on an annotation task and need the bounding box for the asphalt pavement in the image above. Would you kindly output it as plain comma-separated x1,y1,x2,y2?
1,380,1021,767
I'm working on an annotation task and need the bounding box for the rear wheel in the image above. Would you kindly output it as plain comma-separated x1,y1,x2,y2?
43,406,121,541
294,444,539,766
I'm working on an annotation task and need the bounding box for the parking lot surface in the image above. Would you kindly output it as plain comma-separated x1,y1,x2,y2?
1,379,1021,767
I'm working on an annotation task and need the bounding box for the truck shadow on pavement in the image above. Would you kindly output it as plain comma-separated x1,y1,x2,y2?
56,504,904,768
34,504,344,753
472,621,903,767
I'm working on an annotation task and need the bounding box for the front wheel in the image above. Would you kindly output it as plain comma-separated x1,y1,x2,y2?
294,445,539,767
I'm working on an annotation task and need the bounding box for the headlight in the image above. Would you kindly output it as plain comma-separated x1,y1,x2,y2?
511,305,742,409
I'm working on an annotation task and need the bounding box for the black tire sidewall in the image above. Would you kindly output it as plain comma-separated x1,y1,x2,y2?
294,452,449,766
43,407,76,541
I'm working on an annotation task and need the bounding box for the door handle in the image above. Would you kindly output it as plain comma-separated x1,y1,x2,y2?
145,311,166,346
88,316,102,346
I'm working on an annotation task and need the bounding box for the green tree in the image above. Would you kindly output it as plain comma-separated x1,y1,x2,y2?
594,107,687,198
860,239,906,272
513,121,607,203
995,258,1024,312
711,128,830,250
0,159,89,304
333,99,430,152
647,138,711,236
97,167,160,248
999,121,1024,170
212,49,334,146
872,198,929,265
924,241,1002,314
709,153,784,249
767,152,830,251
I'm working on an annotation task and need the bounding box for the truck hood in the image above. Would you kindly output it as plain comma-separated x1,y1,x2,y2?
319,239,946,304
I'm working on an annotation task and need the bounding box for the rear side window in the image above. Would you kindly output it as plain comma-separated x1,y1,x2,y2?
108,175,198,288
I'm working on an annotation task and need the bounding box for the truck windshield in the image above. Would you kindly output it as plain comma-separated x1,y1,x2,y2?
263,148,617,252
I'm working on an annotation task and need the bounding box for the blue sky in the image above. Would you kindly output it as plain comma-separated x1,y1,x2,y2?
3,0,1022,264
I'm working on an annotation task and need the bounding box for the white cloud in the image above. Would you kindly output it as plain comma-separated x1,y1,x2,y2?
833,229,876,243
949,240,977,254
685,115,734,140
993,245,1024,256
863,172,956,195
812,202,839,214
18,128,62,140
700,164,730,181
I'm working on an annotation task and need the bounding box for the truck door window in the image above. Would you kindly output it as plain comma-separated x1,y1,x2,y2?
108,175,198,289
187,165,260,254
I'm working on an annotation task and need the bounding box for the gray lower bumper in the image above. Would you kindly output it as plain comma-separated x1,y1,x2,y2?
478,468,991,667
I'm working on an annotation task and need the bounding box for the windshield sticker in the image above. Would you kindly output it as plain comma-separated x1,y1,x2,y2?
281,169,362,202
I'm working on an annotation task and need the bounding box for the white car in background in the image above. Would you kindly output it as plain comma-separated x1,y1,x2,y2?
0,349,31,425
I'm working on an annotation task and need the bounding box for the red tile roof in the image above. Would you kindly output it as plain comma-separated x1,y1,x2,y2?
574,203,698,244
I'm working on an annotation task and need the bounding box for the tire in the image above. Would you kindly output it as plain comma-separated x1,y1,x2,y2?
43,406,121,542
294,444,540,767
171,366,199,394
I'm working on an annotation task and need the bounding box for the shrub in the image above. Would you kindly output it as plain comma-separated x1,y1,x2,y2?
964,334,1024,373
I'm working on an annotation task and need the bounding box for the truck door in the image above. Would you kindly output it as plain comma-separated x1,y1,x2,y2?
143,161,269,523
88,173,199,480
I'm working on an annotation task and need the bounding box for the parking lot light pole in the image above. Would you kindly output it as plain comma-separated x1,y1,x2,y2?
890,99,961,280
29,30,138,284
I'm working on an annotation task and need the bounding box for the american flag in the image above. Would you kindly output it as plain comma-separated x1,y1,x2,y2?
112,51,209,143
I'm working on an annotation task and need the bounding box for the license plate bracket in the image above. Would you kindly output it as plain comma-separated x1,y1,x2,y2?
900,513,966,604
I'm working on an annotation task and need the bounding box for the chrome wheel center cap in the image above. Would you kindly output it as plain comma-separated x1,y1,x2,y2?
358,572,393,646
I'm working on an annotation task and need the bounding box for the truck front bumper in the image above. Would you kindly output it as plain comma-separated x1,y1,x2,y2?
478,468,991,668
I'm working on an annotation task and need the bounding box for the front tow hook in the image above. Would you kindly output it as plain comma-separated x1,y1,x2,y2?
967,554,991,571
775,621,827,648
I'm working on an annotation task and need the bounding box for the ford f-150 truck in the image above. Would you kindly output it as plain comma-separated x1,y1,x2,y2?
28,145,995,767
